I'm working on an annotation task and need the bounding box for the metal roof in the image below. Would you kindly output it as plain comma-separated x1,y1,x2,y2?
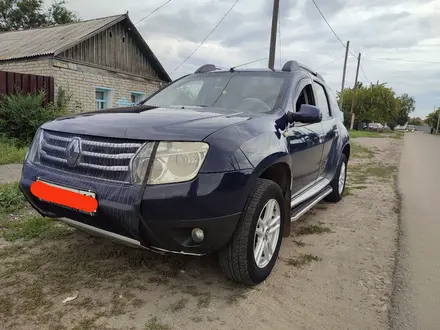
0,15,124,61
0,14,171,82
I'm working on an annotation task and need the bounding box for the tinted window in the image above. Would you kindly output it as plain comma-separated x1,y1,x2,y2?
142,72,288,114
313,82,331,119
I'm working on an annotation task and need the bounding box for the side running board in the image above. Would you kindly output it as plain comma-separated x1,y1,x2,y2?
290,186,333,222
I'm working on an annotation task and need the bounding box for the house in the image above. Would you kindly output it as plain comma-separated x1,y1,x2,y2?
0,13,171,111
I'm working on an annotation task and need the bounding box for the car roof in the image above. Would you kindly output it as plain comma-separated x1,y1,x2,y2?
194,60,326,84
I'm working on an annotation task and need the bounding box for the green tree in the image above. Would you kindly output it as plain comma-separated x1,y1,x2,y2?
395,93,416,126
408,117,423,126
337,82,415,130
426,108,440,128
0,0,78,31
47,0,79,25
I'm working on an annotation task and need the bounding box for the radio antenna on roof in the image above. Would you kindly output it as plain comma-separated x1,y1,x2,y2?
229,57,268,72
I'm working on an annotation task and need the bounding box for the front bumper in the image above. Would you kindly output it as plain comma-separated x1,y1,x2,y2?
20,162,254,255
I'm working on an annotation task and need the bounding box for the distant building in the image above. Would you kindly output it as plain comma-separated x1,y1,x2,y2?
0,14,171,111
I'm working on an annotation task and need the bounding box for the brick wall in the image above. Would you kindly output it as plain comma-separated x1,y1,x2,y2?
51,59,162,112
0,58,52,76
0,58,164,112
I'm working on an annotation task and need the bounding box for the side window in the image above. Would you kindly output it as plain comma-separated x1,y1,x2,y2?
295,84,315,112
95,88,111,110
313,82,331,119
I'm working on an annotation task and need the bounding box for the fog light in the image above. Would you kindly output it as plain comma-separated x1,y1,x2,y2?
191,228,204,243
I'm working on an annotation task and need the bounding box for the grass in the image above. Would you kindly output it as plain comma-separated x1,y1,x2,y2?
145,316,171,330
0,138,28,165
169,298,188,312
132,298,146,308
72,318,95,330
390,132,404,139
0,182,26,214
351,141,375,159
148,276,170,285
190,316,203,323
294,224,332,236
364,165,398,178
287,254,321,267
0,295,13,315
1,216,72,241
349,130,383,138
293,239,306,247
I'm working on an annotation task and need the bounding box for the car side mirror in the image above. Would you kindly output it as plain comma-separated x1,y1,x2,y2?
287,104,322,124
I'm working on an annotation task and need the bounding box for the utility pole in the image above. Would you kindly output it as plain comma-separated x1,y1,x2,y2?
339,41,350,109
268,0,280,70
350,53,361,130
436,107,440,134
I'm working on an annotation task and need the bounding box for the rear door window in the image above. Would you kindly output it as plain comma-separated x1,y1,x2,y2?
313,82,331,120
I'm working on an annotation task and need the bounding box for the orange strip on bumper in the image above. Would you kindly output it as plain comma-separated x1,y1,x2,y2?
30,181,98,213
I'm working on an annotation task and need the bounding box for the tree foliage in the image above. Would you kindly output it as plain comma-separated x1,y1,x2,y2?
408,117,423,126
338,82,415,129
0,89,69,144
426,108,440,128
0,0,78,31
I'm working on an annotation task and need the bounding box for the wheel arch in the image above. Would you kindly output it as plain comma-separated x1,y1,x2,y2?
255,159,292,238
342,142,350,161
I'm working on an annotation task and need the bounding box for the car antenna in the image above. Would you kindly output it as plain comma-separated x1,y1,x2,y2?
229,57,268,72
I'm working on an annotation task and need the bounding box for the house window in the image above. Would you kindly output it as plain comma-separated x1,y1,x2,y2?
130,91,146,105
95,87,111,110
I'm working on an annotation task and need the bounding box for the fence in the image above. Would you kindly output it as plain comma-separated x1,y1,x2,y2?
0,70,54,105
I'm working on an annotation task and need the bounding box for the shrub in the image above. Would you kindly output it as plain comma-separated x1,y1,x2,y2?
0,182,26,214
0,137,28,165
0,89,69,145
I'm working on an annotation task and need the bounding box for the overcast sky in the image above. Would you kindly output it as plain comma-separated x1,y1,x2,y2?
45,0,440,118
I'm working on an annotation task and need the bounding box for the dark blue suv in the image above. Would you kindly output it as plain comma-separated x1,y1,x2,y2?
20,60,350,285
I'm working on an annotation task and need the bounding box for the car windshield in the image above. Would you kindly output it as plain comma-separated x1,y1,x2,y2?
142,71,289,113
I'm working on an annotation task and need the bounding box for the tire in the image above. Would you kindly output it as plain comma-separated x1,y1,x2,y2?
325,154,348,203
219,178,285,285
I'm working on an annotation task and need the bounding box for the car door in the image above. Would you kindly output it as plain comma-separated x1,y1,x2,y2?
312,81,338,180
286,77,324,196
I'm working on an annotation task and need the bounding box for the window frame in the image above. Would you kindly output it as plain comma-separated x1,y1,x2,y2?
312,81,332,120
130,91,146,105
292,78,316,113
95,87,112,110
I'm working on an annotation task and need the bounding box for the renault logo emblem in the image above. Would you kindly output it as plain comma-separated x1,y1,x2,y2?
66,137,82,167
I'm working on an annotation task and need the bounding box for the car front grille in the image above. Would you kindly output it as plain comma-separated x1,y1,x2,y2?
39,130,144,182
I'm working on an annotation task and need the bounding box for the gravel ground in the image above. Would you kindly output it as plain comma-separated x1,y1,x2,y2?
0,136,402,330
0,164,22,184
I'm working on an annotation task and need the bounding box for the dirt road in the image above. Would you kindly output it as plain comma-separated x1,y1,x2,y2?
391,132,440,330
0,136,402,330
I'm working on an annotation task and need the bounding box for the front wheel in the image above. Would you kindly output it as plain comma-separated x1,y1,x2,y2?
325,154,348,203
219,179,285,285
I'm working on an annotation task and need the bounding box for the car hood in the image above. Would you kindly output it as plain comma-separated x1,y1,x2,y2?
41,106,251,141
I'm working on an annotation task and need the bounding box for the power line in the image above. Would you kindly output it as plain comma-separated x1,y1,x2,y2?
363,56,440,64
231,57,268,69
360,65,371,84
171,0,240,75
134,0,171,25
316,55,344,71
310,0,355,55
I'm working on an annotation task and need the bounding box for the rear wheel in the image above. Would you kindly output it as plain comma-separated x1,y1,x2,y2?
219,179,285,285
325,154,347,203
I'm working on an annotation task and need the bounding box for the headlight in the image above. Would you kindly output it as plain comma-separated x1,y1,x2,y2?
130,142,209,185
26,129,43,163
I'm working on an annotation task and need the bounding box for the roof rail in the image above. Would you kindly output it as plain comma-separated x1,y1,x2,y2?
195,64,220,74
282,60,325,82
281,60,300,72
